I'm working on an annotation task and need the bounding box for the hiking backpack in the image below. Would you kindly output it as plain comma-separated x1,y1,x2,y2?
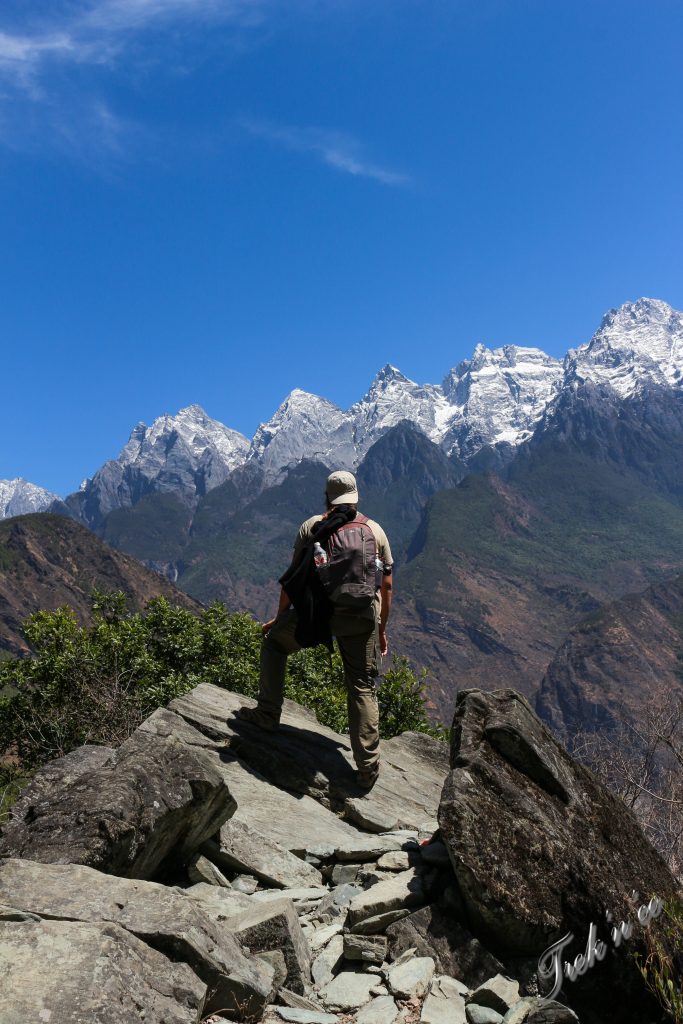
317,514,381,610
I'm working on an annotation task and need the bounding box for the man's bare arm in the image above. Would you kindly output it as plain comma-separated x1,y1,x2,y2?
379,574,393,656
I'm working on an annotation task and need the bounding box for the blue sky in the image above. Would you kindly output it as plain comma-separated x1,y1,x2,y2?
1,0,682,495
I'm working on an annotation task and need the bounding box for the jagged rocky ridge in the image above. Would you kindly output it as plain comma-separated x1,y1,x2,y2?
1,683,679,1024
0,478,58,518
35,297,682,527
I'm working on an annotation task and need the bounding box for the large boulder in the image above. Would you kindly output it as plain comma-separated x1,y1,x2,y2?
0,858,274,1018
385,905,506,987
215,897,312,995
439,688,682,1024
0,918,206,1024
0,727,235,878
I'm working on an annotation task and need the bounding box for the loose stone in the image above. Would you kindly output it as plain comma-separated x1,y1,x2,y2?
466,1007,504,1024
385,956,435,999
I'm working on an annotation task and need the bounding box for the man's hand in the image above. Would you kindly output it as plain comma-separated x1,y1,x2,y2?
263,589,292,635
379,626,389,657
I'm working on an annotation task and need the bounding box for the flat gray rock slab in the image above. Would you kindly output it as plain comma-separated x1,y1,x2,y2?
278,988,324,1010
356,996,400,1024
219,755,362,856
0,858,273,1018
188,853,232,887
502,1002,535,1024
311,933,344,987
186,882,254,916
308,883,360,924
308,920,344,952
233,874,259,893
168,685,448,832
0,726,235,880
421,977,468,1024
320,972,380,1012
0,919,205,1024
343,933,387,963
253,887,326,905
275,1008,339,1024
334,837,402,861
386,956,435,999
140,706,363,855
377,851,411,871
351,909,412,935
344,797,398,834
206,819,324,889
466,1008,504,1024
228,897,312,995
347,868,426,928
331,863,361,884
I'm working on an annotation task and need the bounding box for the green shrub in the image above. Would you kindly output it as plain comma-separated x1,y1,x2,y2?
0,764,29,827
0,591,444,779
634,897,683,1024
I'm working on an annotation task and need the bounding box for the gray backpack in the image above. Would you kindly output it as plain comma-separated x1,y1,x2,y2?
317,514,381,609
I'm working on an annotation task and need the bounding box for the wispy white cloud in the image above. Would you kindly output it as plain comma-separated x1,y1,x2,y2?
0,1,264,84
0,1,267,157
82,0,264,36
242,119,410,187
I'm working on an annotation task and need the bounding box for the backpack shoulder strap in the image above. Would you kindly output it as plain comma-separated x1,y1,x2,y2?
333,512,369,535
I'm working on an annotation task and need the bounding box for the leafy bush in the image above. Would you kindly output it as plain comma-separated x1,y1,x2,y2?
634,897,683,1023
0,591,444,777
0,764,28,827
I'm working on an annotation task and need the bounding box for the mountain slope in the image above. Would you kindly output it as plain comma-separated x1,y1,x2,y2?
356,420,464,554
536,574,683,742
0,514,201,657
179,460,330,613
393,403,683,716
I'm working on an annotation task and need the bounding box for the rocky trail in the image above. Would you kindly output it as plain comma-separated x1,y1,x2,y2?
0,684,679,1024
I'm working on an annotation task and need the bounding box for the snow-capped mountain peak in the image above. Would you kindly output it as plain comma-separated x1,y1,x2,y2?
440,343,564,456
72,404,250,525
249,389,355,479
369,364,412,388
352,366,450,453
119,404,249,471
41,296,683,524
0,478,59,520
568,298,683,397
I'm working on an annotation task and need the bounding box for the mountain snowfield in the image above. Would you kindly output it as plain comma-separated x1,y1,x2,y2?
245,297,683,475
2,297,683,521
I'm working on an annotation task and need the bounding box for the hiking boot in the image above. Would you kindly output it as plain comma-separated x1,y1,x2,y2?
356,763,380,790
233,706,279,732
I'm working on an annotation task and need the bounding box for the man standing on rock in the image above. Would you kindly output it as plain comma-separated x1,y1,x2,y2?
236,470,393,790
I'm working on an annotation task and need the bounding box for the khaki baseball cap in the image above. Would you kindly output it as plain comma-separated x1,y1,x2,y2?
326,470,359,505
